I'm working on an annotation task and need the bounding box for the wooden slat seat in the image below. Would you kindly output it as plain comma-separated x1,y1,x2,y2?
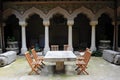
51,45,59,51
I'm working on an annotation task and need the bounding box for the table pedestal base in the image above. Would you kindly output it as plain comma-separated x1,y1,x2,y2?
56,61,64,71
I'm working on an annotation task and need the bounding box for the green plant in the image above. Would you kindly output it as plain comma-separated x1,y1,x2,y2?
92,50,103,57
7,36,16,42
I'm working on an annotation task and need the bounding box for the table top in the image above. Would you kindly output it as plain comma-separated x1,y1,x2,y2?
44,51,77,62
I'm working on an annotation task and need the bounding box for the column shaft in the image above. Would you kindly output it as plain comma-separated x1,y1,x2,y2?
43,20,50,54
0,26,2,53
90,21,98,52
19,22,27,55
67,20,74,51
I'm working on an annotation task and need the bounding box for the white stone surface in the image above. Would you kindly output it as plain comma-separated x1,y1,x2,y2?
45,51,76,58
44,51,76,62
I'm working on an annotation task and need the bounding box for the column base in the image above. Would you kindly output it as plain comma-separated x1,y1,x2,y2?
0,48,2,53
90,46,96,52
67,46,73,51
20,47,27,55
43,47,50,55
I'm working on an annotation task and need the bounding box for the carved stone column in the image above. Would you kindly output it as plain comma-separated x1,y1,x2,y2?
0,24,2,53
19,21,27,55
0,23,6,52
43,20,50,54
112,22,118,51
117,21,120,51
67,20,74,51
90,21,98,52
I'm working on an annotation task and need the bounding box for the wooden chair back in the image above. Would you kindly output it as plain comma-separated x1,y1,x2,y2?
31,49,38,61
83,50,91,67
25,51,34,69
64,45,68,51
31,48,44,66
51,45,59,51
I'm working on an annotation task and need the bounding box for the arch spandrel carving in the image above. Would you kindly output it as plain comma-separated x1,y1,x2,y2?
3,8,22,21
71,6,95,20
22,7,46,20
95,7,114,21
47,7,71,19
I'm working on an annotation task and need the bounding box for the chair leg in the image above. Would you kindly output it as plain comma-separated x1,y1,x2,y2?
42,61,45,65
28,71,33,75
84,70,89,75
75,66,79,71
76,65,89,75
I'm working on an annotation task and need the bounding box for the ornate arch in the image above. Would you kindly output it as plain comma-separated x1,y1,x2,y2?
3,8,22,21
71,6,95,20
22,7,46,21
47,6,70,19
95,7,114,20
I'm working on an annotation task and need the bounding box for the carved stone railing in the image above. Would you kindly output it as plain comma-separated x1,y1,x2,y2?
6,41,19,53
98,40,111,52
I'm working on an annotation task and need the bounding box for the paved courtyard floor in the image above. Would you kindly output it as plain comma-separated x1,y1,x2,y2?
0,56,120,80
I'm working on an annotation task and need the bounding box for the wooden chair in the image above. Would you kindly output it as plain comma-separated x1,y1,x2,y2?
76,48,90,60
64,45,68,51
76,48,91,75
51,45,59,51
31,49,45,66
25,51,42,75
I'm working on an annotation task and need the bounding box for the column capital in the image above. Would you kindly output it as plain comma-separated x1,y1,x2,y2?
2,23,6,27
112,21,120,26
90,21,98,26
67,20,74,26
43,20,50,26
19,21,27,27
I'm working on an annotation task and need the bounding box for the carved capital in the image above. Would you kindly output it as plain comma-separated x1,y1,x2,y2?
19,21,27,27
43,20,50,26
90,21,98,26
112,22,115,26
67,20,74,26
2,23,6,27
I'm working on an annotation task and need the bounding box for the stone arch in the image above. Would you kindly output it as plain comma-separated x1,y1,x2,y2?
22,7,46,21
3,8,22,21
47,7,70,19
71,6,95,20
95,7,114,20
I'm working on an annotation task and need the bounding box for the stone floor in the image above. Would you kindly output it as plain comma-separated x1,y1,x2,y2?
0,56,120,80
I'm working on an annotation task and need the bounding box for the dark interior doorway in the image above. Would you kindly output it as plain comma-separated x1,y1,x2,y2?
26,14,44,51
73,13,91,51
96,13,114,49
4,14,21,54
50,13,67,50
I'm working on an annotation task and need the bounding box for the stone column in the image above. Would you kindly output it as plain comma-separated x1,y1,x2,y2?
0,2,2,53
19,21,27,55
112,22,118,51
43,20,50,54
90,21,98,52
117,21,120,51
1,23,6,52
0,25,2,53
67,20,74,51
